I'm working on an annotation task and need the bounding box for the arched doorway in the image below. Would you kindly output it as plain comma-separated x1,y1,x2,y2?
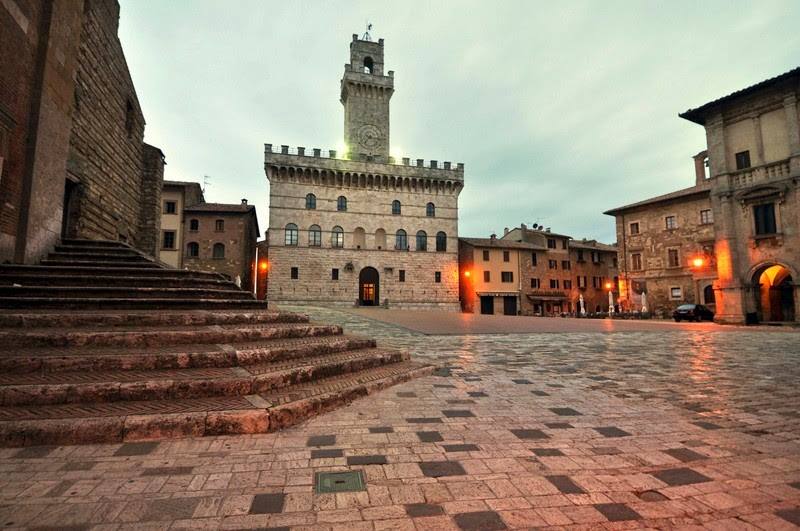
754,264,795,322
359,267,379,306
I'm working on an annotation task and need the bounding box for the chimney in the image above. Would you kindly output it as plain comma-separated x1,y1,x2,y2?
503,227,509,236
693,150,708,185
241,198,248,205
520,223,527,231
490,234,497,242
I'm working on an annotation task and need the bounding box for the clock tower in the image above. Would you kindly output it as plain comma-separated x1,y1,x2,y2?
340,34,394,160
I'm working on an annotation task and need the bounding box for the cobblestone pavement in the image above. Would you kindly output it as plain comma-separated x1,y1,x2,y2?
1,306,799,530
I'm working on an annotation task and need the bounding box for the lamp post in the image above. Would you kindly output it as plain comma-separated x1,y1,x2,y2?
605,281,614,315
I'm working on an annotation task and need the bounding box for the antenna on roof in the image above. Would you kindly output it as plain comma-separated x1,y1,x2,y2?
202,175,211,195
362,22,373,41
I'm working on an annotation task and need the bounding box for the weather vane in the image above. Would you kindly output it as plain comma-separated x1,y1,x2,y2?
362,22,372,41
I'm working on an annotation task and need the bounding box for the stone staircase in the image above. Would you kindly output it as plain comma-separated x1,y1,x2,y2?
0,240,432,446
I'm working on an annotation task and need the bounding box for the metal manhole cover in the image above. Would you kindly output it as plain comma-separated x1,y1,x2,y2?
315,470,366,493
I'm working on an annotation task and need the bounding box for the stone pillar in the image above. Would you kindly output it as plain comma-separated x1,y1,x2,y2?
785,95,800,175
752,115,765,166
705,113,728,179
137,144,165,257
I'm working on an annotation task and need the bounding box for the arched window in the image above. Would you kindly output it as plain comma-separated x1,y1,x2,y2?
189,219,199,231
337,196,347,211
186,242,199,257
305,193,316,210
308,224,321,246
395,229,408,250
363,56,374,74
285,223,298,246
392,200,401,215
703,284,715,304
353,227,365,249
436,231,447,252
375,228,387,250
212,243,225,259
331,226,344,248
416,230,427,251
426,203,435,217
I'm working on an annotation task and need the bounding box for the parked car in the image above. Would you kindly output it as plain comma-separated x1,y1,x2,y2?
673,304,715,322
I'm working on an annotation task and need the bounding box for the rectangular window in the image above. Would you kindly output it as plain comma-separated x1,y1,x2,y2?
547,238,556,249
164,201,177,214
435,271,441,283
548,260,557,270
591,251,600,263
668,248,680,268
331,268,339,280
550,279,559,289
670,287,682,299
189,219,199,231
665,216,677,230
700,209,713,224
483,271,490,282
576,249,584,262
631,253,642,271
162,231,175,249
483,250,490,261
735,150,751,170
503,250,510,262
530,278,540,289
501,271,513,283
531,252,537,266
215,219,224,232
577,275,587,289
563,279,572,289
592,276,598,288
399,270,405,282
753,203,777,235
613,257,618,268
290,267,299,280
561,260,570,270
629,222,639,235
562,240,567,250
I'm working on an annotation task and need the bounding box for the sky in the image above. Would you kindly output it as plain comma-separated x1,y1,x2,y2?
118,0,800,243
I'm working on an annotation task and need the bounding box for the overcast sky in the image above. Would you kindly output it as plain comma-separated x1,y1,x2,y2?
118,0,800,243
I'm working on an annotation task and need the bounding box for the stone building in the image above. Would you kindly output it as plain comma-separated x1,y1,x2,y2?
607,68,799,323
604,155,717,317
264,34,464,310
0,0,164,263
157,181,259,289
458,236,542,315
502,224,619,316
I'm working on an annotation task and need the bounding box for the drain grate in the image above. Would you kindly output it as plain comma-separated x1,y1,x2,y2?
315,470,366,493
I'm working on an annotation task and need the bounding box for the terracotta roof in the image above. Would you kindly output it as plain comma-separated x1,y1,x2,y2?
603,182,711,216
459,237,547,250
184,202,255,213
163,180,201,188
680,67,800,125
569,240,617,252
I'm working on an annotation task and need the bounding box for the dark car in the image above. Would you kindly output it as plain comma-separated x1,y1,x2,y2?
673,304,715,322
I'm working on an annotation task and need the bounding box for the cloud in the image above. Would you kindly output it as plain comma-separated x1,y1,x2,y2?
119,0,800,243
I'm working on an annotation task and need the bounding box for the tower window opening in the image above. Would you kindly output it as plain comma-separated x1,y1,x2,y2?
363,56,374,74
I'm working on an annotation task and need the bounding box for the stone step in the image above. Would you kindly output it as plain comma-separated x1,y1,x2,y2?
54,245,145,257
0,264,226,280
0,274,236,288
45,251,156,264
0,322,341,348
0,348,407,406
0,309,307,329
39,259,162,268
0,334,374,374
60,238,131,249
0,361,433,446
0,297,268,310
0,285,254,300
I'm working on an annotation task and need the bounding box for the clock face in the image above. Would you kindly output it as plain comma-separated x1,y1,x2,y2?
357,124,382,150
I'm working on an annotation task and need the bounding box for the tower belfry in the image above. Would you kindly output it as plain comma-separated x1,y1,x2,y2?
340,33,394,160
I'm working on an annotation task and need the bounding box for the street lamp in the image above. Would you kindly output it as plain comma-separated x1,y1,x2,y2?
691,257,704,268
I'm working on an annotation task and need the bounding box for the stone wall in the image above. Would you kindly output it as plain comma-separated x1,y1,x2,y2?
138,144,164,257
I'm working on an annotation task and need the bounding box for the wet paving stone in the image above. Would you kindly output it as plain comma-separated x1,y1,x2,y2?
663,447,706,462
453,510,507,531
443,444,480,452
594,502,642,521
311,448,343,459
405,503,445,517
511,378,532,384
368,426,393,433
417,431,444,442
531,390,549,396
346,455,387,465
693,420,722,430
249,492,286,514
407,417,443,424
306,435,336,447
60,461,95,471
442,409,475,418
396,391,417,397
141,466,194,476
547,475,587,494
651,467,713,486
594,426,631,437
467,391,488,397
510,428,549,440
419,461,467,477
141,497,200,520
14,446,55,459
545,422,573,429
114,442,159,457
532,448,565,456
776,508,800,526
549,407,582,416
637,490,669,502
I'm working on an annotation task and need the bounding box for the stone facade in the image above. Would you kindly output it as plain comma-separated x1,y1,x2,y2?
159,180,204,268
607,68,800,323
0,0,164,263
265,34,463,310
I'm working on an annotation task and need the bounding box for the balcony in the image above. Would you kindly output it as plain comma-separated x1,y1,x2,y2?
728,158,791,189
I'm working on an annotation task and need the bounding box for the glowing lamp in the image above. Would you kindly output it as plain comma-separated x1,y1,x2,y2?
692,257,704,268
604,282,613,290
464,270,471,278
259,261,269,271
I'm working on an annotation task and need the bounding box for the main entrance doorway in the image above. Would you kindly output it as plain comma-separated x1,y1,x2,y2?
358,267,379,306
479,296,494,315
503,296,517,316
754,264,795,322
